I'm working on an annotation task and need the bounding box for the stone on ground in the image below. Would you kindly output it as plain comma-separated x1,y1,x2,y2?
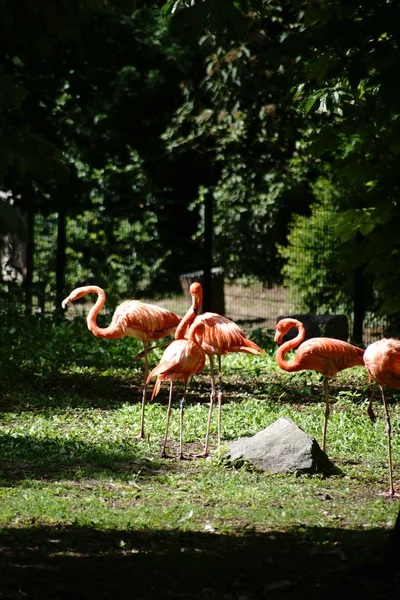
228,416,333,474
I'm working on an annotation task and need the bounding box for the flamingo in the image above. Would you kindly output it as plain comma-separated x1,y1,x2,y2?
176,282,264,456
146,336,206,459
363,338,400,496
61,285,181,437
274,318,365,452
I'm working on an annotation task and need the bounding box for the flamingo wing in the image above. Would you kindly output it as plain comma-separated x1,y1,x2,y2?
364,338,400,388
114,301,181,341
188,313,263,356
297,338,365,377
146,339,206,399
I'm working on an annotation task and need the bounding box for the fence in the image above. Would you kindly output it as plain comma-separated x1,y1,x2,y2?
147,280,387,345
0,212,389,345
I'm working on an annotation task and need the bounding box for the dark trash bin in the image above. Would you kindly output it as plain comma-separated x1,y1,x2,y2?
276,314,349,342
180,268,225,315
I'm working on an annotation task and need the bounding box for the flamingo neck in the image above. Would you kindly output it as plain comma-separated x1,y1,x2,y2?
276,321,306,371
175,289,202,340
85,288,118,339
175,306,197,340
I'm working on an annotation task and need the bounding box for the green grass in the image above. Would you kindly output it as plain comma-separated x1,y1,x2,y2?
0,315,399,599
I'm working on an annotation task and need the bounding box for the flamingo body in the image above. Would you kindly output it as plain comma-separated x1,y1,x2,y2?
187,312,263,357
61,285,180,341
177,282,264,454
275,318,365,451
147,339,206,399
364,338,400,496
62,285,181,437
364,338,400,390
275,318,365,376
146,337,206,459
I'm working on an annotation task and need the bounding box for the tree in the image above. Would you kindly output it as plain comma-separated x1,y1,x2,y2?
0,2,207,311
162,3,316,284
162,0,400,329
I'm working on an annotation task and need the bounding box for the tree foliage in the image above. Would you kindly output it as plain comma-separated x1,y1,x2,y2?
163,5,316,284
164,0,400,316
287,0,400,314
0,2,206,306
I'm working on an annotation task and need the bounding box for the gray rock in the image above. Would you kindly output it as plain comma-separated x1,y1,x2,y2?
228,417,333,474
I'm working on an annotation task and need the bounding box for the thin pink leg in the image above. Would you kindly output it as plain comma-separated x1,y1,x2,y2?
160,382,174,458
201,356,216,457
193,356,215,459
321,377,330,453
179,382,188,460
367,386,376,423
217,355,223,447
136,342,148,439
380,385,396,496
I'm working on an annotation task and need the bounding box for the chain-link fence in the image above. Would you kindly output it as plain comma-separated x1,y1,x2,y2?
0,212,389,345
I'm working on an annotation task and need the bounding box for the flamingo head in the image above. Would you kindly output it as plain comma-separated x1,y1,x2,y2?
189,282,203,314
61,285,102,309
274,318,303,345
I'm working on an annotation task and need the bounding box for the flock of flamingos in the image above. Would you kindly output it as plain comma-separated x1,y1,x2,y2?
61,282,399,497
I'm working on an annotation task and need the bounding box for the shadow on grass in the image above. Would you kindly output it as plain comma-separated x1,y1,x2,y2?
0,432,172,484
0,371,141,412
0,370,213,413
0,523,399,599
3,364,392,415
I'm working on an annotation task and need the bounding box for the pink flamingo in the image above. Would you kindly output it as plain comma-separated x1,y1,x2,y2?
176,282,264,456
61,285,181,437
275,317,365,452
146,336,206,459
363,337,400,496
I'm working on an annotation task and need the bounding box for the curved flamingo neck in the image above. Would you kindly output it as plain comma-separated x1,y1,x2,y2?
175,287,202,340
85,287,120,339
175,304,196,340
276,320,306,371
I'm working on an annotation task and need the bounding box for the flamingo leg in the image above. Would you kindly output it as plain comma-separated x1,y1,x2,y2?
136,342,148,439
179,382,188,460
367,386,376,423
322,377,330,453
160,382,174,458
133,340,170,360
194,356,216,459
217,355,223,447
379,384,395,496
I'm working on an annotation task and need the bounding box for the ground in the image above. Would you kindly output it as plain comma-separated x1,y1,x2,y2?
1,521,399,599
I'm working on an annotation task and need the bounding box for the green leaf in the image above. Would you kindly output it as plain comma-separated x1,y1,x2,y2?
298,89,328,115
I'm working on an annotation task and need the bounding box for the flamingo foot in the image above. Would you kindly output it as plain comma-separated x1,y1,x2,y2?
178,453,190,461
191,450,210,459
159,450,173,459
135,431,145,440
377,488,398,497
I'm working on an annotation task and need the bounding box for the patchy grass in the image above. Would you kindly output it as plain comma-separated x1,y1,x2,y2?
0,315,399,599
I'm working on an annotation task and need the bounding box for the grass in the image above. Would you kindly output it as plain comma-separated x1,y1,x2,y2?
0,314,399,599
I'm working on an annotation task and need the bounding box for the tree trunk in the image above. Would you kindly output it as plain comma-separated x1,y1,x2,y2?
55,205,67,317
203,190,213,312
24,205,35,315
